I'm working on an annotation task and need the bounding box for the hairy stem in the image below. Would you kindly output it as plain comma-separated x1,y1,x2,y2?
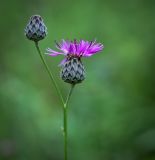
64,84,75,160
34,41,65,105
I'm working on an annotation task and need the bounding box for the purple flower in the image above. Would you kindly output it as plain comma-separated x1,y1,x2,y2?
46,39,104,84
46,39,104,65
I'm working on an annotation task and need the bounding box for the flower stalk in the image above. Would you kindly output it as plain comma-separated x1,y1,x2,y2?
35,41,75,160
34,41,65,105
63,84,75,160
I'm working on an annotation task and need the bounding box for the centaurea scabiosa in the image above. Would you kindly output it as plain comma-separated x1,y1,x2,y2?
46,39,103,160
25,15,64,105
25,15,104,160
47,39,103,84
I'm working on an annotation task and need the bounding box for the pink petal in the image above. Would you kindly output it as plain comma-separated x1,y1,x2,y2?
46,48,64,56
58,58,67,66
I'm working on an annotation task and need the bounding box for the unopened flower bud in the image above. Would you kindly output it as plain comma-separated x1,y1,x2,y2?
25,15,47,42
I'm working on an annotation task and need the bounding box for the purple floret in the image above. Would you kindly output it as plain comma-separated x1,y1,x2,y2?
46,39,104,65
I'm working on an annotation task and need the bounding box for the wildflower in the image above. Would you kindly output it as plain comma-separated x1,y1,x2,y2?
25,15,47,42
47,39,104,84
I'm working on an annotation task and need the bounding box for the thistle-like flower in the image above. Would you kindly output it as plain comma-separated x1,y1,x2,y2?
47,39,104,84
25,15,47,42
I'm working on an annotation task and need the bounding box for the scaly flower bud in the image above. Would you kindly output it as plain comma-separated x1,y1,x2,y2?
25,15,47,42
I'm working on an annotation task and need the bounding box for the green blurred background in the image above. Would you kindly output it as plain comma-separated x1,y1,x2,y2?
0,0,155,160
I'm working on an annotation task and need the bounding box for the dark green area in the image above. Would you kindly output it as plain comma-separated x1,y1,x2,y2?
0,0,155,159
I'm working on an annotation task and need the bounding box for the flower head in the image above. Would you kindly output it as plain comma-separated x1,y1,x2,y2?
25,15,47,42
47,39,103,65
47,39,104,84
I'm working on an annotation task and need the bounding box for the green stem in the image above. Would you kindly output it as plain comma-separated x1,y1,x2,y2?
64,84,75,160
34,41,65,105
35,41,75,160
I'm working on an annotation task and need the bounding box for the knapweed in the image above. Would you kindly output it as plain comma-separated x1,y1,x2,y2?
25,15,47,42
47,39,104,84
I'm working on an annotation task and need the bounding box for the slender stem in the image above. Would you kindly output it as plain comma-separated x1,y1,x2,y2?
63,105,67,160
34,41,75,160
65,84,75,107
34,41,65,105
64,84,75,160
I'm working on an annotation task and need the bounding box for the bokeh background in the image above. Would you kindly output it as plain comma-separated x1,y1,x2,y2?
0,0,155,160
